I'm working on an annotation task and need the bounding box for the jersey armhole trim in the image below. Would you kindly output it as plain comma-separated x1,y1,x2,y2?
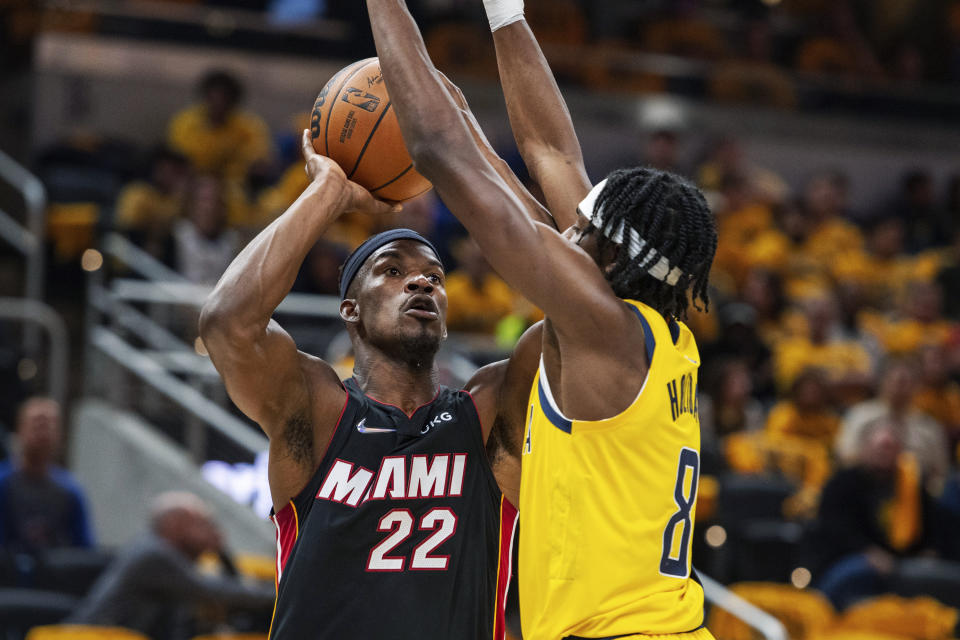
536,301,660,432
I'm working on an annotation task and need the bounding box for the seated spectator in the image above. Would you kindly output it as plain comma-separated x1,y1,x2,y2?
172,175,241,285
0,397,93,553
890,169,952,252
167,70,274,182
836,357,949,494
698,357,764,472
765,367,841,451
794,1,884,79
444,237,538,334
831,216,939,309
860,280,956,355
799,171,864,265
696,135,789,206
709,19,798,109
912,345,960,446
936,227,960,321
712,173,776,287
813,418,954,610
69,492,274,640
772,293,873,394
740,268,805,347
115,147,191,257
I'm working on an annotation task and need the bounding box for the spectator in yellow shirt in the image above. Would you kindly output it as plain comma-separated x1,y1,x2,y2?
913,345,960,444
167,70,273,182
114,147,191,258
765,367,841,451
831,216,928,308
861,281,955,355
799,172,864,265
773,293,873,394
444,237,534,334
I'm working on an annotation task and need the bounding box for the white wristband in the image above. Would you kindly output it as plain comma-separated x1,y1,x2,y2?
482,0,524,32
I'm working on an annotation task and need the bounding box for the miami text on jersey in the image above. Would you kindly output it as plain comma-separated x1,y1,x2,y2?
317,454,468,507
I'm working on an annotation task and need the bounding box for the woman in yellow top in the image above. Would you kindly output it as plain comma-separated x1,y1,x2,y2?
167,70,273,182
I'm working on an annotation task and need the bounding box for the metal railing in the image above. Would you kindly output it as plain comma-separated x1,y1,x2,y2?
700,572,789,640
0,148,48,355
0,298,69,409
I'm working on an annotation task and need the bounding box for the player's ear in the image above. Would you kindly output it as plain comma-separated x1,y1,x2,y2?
340,298,360,324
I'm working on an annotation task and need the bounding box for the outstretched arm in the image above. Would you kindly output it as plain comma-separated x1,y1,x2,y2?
200,132,394,437
484,2,591,229
366,0,628,341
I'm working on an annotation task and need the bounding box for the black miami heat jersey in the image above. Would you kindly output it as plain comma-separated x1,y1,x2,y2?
268,378,517,640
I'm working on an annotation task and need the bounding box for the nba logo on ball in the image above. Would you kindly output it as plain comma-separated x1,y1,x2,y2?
310,58,432,202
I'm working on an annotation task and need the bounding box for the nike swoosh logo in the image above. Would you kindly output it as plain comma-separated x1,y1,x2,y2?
356,418,397,434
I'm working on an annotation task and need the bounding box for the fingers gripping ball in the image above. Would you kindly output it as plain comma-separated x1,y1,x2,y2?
310,58,432,203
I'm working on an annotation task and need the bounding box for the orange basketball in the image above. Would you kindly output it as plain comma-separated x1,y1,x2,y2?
310,58,432,202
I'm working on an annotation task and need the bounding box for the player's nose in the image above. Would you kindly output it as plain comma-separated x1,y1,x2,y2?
406,274,434,293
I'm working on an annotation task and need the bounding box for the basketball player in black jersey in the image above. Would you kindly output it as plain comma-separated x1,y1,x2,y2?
200,132,547,639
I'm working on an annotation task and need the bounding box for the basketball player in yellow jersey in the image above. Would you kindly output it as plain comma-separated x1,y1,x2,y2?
365,1,718,639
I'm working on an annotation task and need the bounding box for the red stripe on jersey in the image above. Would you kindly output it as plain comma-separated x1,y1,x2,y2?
273,500,300,581
493,496,519,640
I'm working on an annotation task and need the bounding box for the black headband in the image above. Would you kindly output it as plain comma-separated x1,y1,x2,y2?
338,229,442,300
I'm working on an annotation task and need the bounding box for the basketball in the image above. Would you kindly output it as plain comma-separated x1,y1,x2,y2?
309,58,432,202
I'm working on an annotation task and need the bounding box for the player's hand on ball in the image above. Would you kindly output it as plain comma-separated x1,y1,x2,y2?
301,130,399,216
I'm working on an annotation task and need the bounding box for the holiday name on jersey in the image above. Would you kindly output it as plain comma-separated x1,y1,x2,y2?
666,371,698,422
317,453,468,507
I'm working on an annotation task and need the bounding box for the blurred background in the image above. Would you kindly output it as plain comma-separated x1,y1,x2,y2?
1,0,960,638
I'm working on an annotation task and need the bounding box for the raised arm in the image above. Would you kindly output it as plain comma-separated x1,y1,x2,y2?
366,0,630,340
483,1,591,229
200,132,394,439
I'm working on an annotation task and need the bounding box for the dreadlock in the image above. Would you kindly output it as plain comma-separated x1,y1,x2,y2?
590,167,717,319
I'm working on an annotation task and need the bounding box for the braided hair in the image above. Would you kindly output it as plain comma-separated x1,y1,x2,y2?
590,167,717,319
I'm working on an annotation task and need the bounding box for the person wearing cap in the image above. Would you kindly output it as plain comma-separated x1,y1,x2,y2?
366,2,719,639
199,130,547,640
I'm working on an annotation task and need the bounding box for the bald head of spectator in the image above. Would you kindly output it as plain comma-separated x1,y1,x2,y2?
804,294,838,344
792,368,830,413
803,171,847,223
858,418,903,473
905,280,943,323
878,358,919,414
150,492,222,562
15,397,62,477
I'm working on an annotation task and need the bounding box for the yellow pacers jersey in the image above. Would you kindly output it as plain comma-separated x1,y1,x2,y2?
519,299,705,640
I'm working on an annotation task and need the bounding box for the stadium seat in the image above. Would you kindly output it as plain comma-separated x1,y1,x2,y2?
0,551,16,588
0,589,77,640
26,625,149,640
833,594,959,640
234,554,275,583
33,548,115,597
717,473,796,522
729,519,805,583
892,558,960,609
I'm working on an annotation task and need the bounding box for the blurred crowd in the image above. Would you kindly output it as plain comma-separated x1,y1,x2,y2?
0,396,274,639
